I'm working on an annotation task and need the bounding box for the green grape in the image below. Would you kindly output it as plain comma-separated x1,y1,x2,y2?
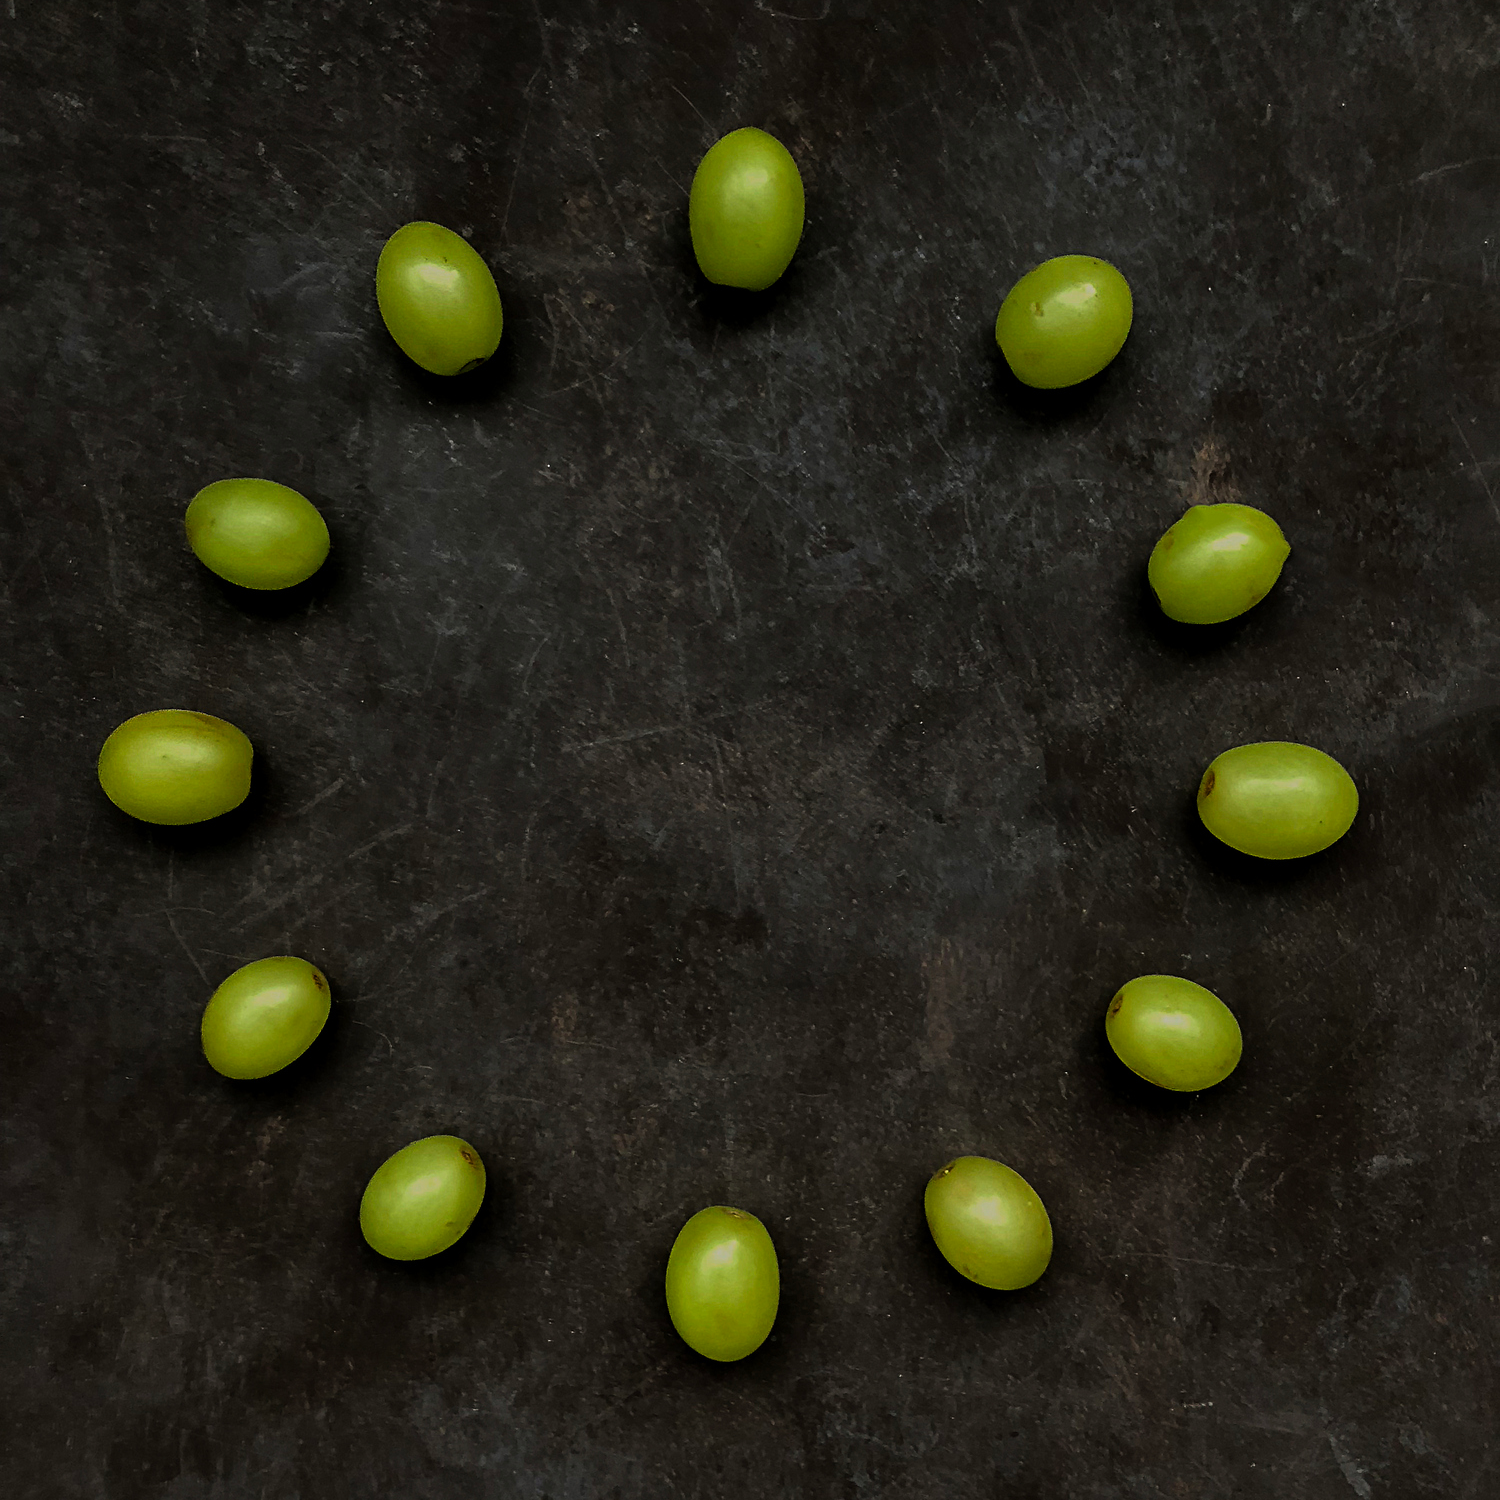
1148,503,1289,624
376,222,504,376
924,1156,1052,1290
184,478,330,591
689,128,805,291
360,1135,486,1261
200,956,331,1079
665,1205,779,1361
994,255,1133,388
1106,974,1242,1091
97,709,253,825
1198,741,1358,859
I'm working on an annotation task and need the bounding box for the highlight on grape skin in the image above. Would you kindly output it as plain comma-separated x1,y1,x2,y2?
664,1204,780,1361
1148,502,1290,624
924,1155,1052,1290
1105,974,1243,1092
200,956,332,1079
376,221,504,376
1197,741,1359,859
185,478,330,591
96,709,253,825
688,127,806,292
359,1135,487,1261
994,255,1133,388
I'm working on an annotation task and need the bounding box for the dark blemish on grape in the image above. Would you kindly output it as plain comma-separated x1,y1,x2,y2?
1108,991,1125,1019
458,356,486,374
461,1150,476,1167
724,1207,748,1219
933,1161,956,1180
313,971,327,992
1029,301,1043,317
1200,770,1216,799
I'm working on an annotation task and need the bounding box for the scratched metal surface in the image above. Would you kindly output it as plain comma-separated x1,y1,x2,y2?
3,2,1499,1496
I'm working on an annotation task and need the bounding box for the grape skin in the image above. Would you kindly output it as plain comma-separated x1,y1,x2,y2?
924,1156,1052,1290
1198,741,1358,859
994,255,1132,388
1106,975,1242,1091
185,478,330,591
689,128,805,291
665,1205,780,1361
376,222,504,376
1149,503,1289,624
97,709,253,825
360,1136,487,1261
200,956,331,1079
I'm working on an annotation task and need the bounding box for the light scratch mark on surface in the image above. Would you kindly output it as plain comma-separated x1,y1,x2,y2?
95,491,124,611
166,909,210,986
605,588,632,667
350,1020,395,1059
232,824,413,928
1009,7,1048,92
1411,156,1499,184
1452,414,1500,525
1107,1250,1279,1272
755,0,832,17
290,776,347,818
562,339,644,398
562,697,772,754
668,82,710,129
1328,1434,1373,1498
500,66,545,243
292,143,386,213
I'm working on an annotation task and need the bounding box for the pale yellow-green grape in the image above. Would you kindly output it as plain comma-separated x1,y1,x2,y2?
360,1136,487,1260
1106,975,1242,1091
924,1156,1052,1290
201,956,331,1079
1149,503,1289,623
1198,741,1358,859
665,1205,779,1360
376,222,504,375
97,709,253,824
185,478,330,590
689,128,805,291
994,255,1133,388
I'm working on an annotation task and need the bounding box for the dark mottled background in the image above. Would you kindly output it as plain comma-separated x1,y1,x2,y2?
3,1,1498,1496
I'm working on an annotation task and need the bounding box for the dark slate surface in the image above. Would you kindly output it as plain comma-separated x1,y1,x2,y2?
3,2,1498,1496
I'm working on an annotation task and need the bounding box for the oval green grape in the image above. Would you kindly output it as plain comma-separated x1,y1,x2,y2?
665,1205,779,1361
97,709,253,825
360,1135,487,1261
924,1156,1052,1290
1106,975,1242,1091
1149,503,1289,624
376,222,504,376
185,478,330,591
1198,741,1358,859
994,254,1133,388
689,128,805,291
200,956,331,1079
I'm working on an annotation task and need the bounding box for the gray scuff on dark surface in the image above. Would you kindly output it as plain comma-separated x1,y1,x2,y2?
2,1,1498,1496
